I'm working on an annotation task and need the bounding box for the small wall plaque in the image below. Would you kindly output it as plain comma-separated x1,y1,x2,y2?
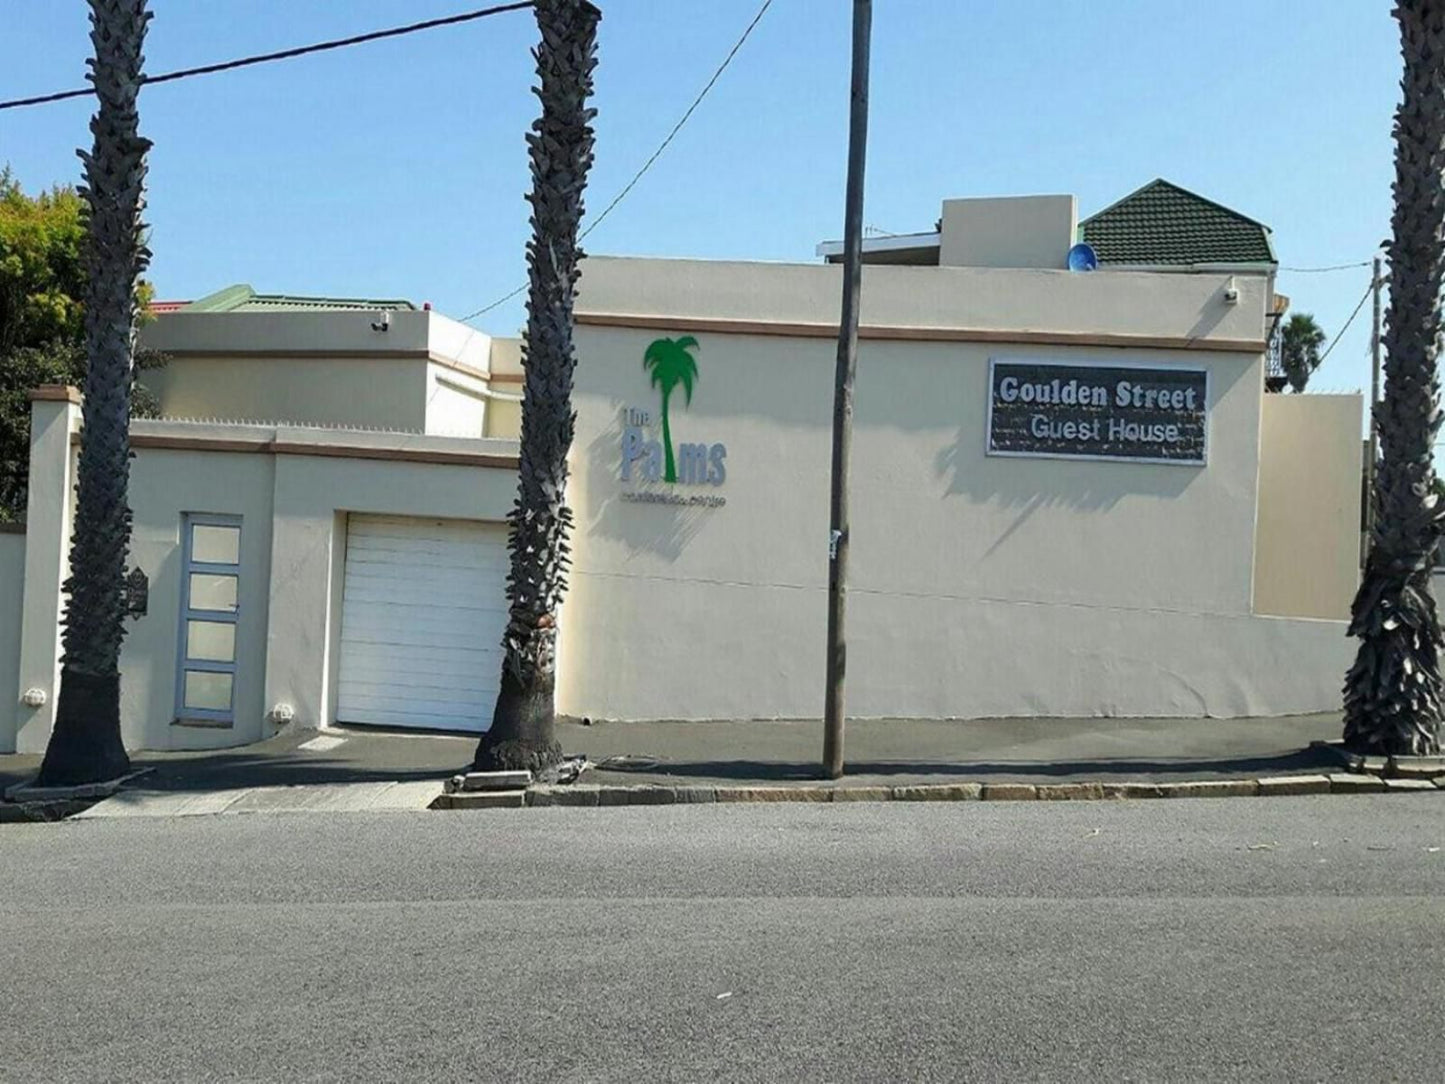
125,566,149,618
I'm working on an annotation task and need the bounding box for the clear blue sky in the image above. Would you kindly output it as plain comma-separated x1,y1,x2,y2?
0,1,1396,399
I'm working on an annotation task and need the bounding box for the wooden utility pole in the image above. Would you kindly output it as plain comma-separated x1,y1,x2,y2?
1366,255,1383,558
823,0,871,780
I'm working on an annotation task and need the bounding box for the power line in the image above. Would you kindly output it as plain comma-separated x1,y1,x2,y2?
580,0,773,244
465,284,528,324
0,2,533,112
462,0,775,322
1316,278,1375,367
1279,259,1376,273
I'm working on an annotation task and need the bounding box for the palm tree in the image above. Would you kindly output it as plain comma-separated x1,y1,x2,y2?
643,335,699,482
1342,0,1445,757
473,0,600,772
35,0,152,786
1280,313,1327,393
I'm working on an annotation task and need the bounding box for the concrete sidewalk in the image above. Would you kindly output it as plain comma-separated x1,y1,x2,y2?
1,729,474,819
2,713,1353,818
571,714,1346,788
0,728,473,798
71,779,444,818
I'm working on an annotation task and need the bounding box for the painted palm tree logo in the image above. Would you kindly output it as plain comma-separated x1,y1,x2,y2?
643,335,700,483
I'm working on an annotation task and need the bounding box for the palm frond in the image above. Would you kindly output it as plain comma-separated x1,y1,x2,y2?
678,358,695,405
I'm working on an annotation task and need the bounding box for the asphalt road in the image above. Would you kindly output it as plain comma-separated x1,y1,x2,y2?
2,796,1443,1082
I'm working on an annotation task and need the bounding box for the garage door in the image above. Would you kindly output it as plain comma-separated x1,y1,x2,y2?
337,515,509,732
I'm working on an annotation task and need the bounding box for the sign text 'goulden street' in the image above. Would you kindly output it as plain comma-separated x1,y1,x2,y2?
987,360,1208,465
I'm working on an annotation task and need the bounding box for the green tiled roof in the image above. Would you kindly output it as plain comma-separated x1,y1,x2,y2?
1080,179,1275,266
181,284,415,313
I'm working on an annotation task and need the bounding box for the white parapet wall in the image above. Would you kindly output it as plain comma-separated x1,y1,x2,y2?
0,527,24,752
137,309,497,436
571,255,1271,347
12,390,77,753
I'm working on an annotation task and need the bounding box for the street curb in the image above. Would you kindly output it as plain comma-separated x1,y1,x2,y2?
1311,740,1445,779
3,766,153,803
427,772,1445,810
0,797,96,824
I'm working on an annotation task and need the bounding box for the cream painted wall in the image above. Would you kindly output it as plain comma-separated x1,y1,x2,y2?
15,410,520,752
551,257,1345,722
425,364,487,437
424,313,492,374
485,399,522,439
263,453,517,736
123,449,277,750
575,257,1269,346
557,325,1288,721
8,258,1349,749
0,530,24,752
939,195,1077,269
484,338,524,439
138,309,497,434
13,397,77,753
142,355,427,431
489,337,524,376
1253,394,1364,620
142,309,489,373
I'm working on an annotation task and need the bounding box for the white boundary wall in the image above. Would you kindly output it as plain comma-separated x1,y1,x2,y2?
0,529,24,752
11,397,520,754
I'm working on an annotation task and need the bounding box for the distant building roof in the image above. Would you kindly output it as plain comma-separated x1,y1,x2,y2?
149,300,189,314
178,284,416,313
1079,179,1275,267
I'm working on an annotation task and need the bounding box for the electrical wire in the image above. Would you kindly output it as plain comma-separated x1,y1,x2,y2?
1316,279,1376,367
0,2,533,112
1280,259,1376,273
461,0,775,322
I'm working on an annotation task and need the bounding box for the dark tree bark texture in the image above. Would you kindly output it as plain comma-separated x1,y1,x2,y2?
36,0,152,786
1344,1,1445,757
475,0,600,772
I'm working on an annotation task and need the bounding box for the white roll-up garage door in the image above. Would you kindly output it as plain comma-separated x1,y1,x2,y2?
337,515,509,732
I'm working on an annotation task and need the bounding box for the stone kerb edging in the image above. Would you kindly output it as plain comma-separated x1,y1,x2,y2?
430,772,1445,810
1311,739,1445,780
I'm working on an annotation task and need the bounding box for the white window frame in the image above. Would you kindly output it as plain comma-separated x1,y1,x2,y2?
174,513,242,725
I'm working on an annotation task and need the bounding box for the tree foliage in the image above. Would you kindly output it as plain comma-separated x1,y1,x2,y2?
1280,312,1327,393
0,168,87,354
0,167,161,523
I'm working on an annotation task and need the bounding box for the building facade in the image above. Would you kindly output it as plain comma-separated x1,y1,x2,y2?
0,190,1363,753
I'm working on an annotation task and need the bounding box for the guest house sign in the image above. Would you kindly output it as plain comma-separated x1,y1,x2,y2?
986,359,1208,465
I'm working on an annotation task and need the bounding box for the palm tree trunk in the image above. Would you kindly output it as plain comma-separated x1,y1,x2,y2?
1342,0,1445,757
35,0,152,786
661,386,676,483
474,0,600,772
